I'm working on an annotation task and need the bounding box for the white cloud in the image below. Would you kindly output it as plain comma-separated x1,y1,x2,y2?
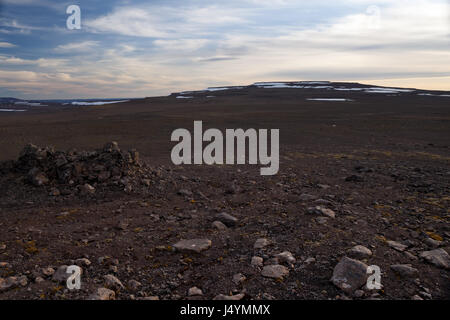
0,42,16,48
55,41,99,53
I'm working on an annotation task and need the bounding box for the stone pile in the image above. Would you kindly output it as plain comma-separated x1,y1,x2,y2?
8,142,152,195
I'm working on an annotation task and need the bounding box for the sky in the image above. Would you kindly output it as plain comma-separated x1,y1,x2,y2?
0,0,449,99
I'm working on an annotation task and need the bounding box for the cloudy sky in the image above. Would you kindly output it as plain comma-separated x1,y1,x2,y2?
0,0,449,99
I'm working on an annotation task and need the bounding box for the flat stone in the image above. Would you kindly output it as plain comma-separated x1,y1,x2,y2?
52,265,70,283
212,221,228,231
390,264,419,277
75,258,91,267
188,286,203,296
232,273,246,285
251,256,264,267
275,251,296,264
299,194,317,201
424,238,442,248
89,287,116,300
419,249,450,269
216,212,238,227
348,245,372,259
330,257,368,294
213,293,245,300
307,206,335,218
174,239,212,253
261,264,289,279
104,274,124,290
387,240,408,252
127,280,142,292
254,238,270,249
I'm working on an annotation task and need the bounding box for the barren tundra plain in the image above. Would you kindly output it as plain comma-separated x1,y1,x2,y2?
0,82,449,300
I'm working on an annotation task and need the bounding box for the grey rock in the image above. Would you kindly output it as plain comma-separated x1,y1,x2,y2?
254,238,270,250
173,239,212,253
212,221,228,231
331,257,368,294
232,273,246,285
424,238,442,248
127,280,142,292
89,287,116,300
261,264,289,279
387,240,408,252
419,248,450,269
275,251,296,264
216,212,238,227
188,286,203,296
75,258,91,267
104,274,124,290
213,293,245,300
390,264,419,277
52,265,70,283
348,245,372,259
251,256,264,267
299,194,317,201
307,206,335,218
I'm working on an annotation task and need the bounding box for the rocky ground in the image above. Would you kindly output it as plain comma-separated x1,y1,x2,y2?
0,141,448,300
0,83,449,300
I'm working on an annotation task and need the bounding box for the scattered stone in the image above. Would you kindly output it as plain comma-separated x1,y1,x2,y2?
251,256,264,267
173,239,212,253
254,238,270,250
331,257,368,294
419,249,450,269
127,280,142,292
34,276,45,284
89,287,115,300
104,274,124,290
212,221,227,231
216,212,238,227
307,206,335,218
348,245,372,259
28,168,49,186
387,240,408,252
213,293,245,300
75,258,91,267
299,194,317,201
261,264,289,279
232,273,246,285
353,290,365,298
188,286,203,296
411,295,423,300
80,183,95,195
178,189,193,197
404,251,418,261
42,267,55,277
0,277,17,292
52,265,71,283
0,276,28,292
275,251,296,264
141,296,160,300
424,238,442,248
390,264,419,278
304,257,316,264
